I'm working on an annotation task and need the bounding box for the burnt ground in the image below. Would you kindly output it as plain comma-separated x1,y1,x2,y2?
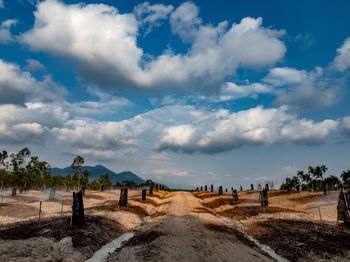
0,215,126,257
247,219,350,262
217,206,305,220
87,200,149,218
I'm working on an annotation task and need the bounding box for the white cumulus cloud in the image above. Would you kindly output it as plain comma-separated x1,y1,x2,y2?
21,0,286,91
331,37,350,72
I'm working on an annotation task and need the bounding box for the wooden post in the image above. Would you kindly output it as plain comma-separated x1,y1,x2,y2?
251,184,254,190
210,185,213,192
142,189,147,201
149,186,153,195
240,185,243,191
218,186,223,195
101,184,104,192
200,186,203,191
71,191,85,226
204,185,207,191
49,188,56,201
119,188,128,206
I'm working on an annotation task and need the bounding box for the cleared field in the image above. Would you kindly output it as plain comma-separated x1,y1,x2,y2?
194,190,350,262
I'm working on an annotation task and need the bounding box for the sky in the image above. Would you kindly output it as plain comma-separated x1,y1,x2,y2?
0,0,350,189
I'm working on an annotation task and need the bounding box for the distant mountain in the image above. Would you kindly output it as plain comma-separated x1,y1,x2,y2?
51,165,145,184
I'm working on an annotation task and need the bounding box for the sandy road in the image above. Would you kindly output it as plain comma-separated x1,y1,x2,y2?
108,191,274,262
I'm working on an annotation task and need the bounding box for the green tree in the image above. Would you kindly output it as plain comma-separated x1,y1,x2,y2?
341,170,350,189
89,180,100,190
10,148,31,193
0,150,8,190
308,165,327,191
81,170,90,187
99,173,112,189
71,155,84,191
324,175,342,190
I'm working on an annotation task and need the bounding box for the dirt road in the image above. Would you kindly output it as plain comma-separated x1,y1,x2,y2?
108,191,274,262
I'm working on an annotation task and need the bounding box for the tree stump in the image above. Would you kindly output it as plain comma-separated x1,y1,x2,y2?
225,188,228,192
71,191,85,226
200,186,203,191
233,189,238,202
101,184,104,192
119,188,128,206
210,185,214,192
142,189,147,201
260,189,268,208
204,185,207,191
265,184,269,191
49,188,56,201
11,187,16,197
251,184,254,190
81,186,86,196
240,185,243,191
149,186,153,195
218,186,223,195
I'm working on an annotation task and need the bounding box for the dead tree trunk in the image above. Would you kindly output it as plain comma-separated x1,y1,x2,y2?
11,187,16,197
49,188,56,201
119,188,128,206
218,186,223,195
142,189,147,201
71,191,85,226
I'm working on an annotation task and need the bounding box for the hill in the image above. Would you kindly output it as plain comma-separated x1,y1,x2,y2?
51,165,145,184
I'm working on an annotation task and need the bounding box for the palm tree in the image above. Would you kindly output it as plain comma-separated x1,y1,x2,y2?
308,165,328,191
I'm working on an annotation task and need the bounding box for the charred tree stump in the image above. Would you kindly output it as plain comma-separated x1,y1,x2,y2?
204,185,207,191
81,186,86,196
218,186,223,195
323,182,329,196
49,188,56,201
71,191,85,226
11,187,16,197
149,186,153,195
119,188,128,206
142,189,147,201
210,185,213,192
233,189,238,202
251,184,254,190
260,189,268,208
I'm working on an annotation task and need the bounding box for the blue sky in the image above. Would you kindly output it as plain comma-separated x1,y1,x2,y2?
0,0,350,189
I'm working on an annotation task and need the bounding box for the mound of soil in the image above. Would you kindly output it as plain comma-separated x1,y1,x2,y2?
0,203,38,218
88,202,149,218
193,192,218,200
217,206,303,220
248,219,350,262
0,215,126,257
132,198,158,206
